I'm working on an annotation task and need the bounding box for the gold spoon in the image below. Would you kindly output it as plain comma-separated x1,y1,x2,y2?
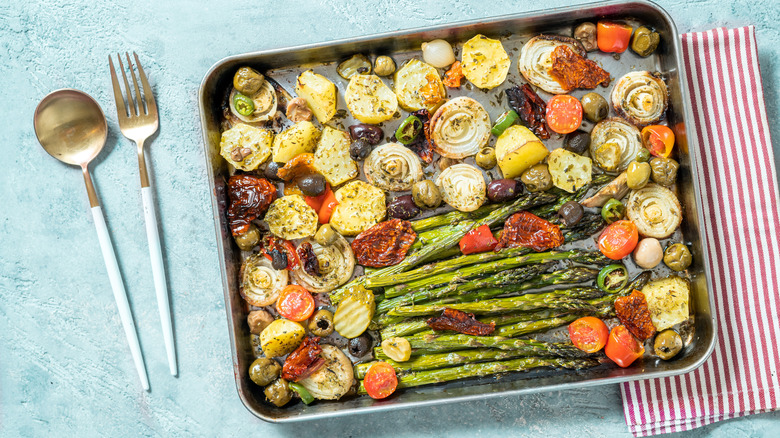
33,89,150,391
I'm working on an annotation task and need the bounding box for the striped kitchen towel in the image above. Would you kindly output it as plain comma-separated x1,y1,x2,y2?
620,26,780,436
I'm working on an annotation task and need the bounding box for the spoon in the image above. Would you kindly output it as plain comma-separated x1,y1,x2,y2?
33,89,150,391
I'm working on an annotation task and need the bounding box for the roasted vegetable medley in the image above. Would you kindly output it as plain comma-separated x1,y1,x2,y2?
217,19,694,408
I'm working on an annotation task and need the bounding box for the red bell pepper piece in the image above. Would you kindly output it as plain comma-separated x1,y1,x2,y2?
318,188,338,224
597,21,633,53
459,225,498,255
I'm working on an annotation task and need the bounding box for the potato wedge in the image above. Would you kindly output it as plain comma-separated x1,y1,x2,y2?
271,121,321,163
264,194,319,239
260,319,305,358
547,148,593,193
314,126,358,186
295,70,337,124
330,181,386,236
345,74,398,124
393,59,446,112
495,125,549,179
461,34,511,89
219,123,272,171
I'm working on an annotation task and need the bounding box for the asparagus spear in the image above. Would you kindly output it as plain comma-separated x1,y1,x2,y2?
404,334,589,357
410,204,503,232
330,192,557,303
355,348,538,378
530,174,613,218
385,250,609,296
357,357,600,393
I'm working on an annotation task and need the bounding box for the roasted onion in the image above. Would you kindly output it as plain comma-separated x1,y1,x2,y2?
229,80,277,123
364,143,424,191
626,184,682,239
590,118,643,173
291,234,355,293
297,344,354,400
518,35,586,94
435,163,487,212
611,71,668,126
421,39,456,68
239,254,289,307
430,97,491,159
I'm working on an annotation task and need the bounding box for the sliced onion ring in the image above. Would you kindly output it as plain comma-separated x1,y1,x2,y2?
518,35,586,95
435,163,487,212
239,254,288,306
626,184,682,239
291,234,355,294
611,71,668,126
364,143,424,191
590,118,643,173
430,97,491,159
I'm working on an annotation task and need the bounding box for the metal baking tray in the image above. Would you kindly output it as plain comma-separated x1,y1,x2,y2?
198,0,716,422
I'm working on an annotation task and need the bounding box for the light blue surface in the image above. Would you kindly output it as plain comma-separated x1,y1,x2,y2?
1,0,779,436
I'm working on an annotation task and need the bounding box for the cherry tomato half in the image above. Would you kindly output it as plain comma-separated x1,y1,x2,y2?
605,325,645,368
597,21,633,53
276,285,315,322
597,220,639,260
641,125,675,158
459,224,498,255
546,95,583,134
364,361,398,399
568,316,610,353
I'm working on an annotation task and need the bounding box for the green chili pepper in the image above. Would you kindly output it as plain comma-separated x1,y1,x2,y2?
490,109,519,136
233,92,255,116
597,264,628,293
288,382,315,405
601,198,626,224
395,115,422,145
635,147,651,163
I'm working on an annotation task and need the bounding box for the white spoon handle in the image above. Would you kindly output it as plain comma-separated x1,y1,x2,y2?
91,205,150,391
141,186,177,376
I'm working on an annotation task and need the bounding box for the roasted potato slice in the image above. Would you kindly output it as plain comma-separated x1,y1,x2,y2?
345,74,398,124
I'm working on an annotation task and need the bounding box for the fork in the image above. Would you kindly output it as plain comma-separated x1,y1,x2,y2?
109,52,177,377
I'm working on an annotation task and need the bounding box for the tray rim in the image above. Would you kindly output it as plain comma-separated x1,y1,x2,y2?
197,0,717,423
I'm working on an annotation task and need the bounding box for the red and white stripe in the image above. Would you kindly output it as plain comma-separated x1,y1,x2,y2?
620,26,780,436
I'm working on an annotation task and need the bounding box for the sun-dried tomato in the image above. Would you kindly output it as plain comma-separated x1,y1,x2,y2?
550,45,611,91
297,242,320,276
427,308,495,335
443,61,465,88
614,290,657,341
281,337,325,382
496,211,564,252
227,175,278,236
351,219,417,267
506,84,550,139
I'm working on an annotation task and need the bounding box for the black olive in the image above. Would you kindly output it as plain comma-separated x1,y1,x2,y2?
349,138,372,161
270,247,287,270
486,179,521,203
348,333,373,357
298,174,326,197
348,124,384,145
564,130,591,155
387,195,421,220
264,162,283,181
558,201,584,226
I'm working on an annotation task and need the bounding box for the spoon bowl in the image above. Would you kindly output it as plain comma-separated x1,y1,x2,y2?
33,89,108,166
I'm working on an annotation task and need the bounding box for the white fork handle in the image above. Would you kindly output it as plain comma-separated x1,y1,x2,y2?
91,206,150,391
142,187,177,376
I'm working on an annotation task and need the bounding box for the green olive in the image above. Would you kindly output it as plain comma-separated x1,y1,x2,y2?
627,161,651,189
412,179,442,209
233,67,265,96
664,243,692,271
593,142,622,172
520,163,553,192
308,309,335,336
631,26,660,57
650,157,679,186
234,223,260,251
654,329,683,360
314,224,339,246
264,378,293,407
249,358,281,387
581,92,609,123
635,147,651,163
475,147,497,170
374,55,396,76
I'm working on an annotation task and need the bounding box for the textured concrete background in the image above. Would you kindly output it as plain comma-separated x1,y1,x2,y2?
1,0,778,436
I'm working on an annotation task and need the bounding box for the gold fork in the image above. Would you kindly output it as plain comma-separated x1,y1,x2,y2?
109,53,177,377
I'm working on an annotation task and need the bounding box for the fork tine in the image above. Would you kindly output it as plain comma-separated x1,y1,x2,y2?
133,52,157,117
117,53,137,117
125,52,145,115
108,55,128,120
